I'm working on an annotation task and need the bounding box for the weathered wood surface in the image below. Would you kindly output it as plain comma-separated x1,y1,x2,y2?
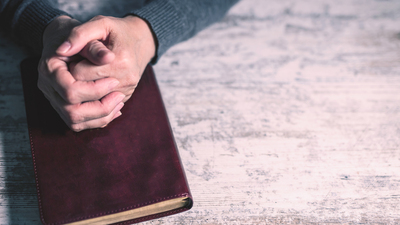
1,0,400,224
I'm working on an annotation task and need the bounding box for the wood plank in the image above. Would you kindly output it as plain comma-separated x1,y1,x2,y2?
1,0,400,224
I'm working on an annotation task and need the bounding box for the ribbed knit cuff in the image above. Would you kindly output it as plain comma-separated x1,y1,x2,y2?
131,0,185,64
16,0,69,54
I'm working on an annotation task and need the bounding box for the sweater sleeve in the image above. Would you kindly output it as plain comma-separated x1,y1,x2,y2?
0,0,68,54
131,0,239,63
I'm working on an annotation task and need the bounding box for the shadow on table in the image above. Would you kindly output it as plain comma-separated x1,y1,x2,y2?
0,59,42,224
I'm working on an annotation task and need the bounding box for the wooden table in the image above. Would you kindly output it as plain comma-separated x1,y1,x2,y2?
1,0,399,224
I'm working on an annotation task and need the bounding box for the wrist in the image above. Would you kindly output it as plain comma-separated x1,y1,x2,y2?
123,15,156,64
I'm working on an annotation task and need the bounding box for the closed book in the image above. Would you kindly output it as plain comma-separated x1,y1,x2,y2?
20,58,193,225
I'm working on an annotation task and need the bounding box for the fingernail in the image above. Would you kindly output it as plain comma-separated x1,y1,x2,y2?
108,80,119,90
57,41,71,53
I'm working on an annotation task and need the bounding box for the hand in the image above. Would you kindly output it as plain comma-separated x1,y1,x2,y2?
38,15,125,132
56,15,156,104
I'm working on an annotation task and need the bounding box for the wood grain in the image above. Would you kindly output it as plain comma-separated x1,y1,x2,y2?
1,0,400,224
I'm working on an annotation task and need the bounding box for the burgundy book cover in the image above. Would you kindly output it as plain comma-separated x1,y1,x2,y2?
20,58,193,225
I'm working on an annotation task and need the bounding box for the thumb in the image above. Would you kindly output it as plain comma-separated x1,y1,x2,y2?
56,17,111,57
79,40,115,66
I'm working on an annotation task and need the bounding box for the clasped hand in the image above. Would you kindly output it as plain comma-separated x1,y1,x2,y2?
38,15,155,131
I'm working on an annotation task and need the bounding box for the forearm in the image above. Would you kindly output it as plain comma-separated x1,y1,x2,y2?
0,0,68,54
131,0,239,63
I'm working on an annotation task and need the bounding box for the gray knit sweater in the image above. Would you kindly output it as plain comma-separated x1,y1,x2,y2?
0,0,238,62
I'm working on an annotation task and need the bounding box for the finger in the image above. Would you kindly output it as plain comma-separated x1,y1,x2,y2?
69,59,110,81
70,102,124,132
40,57,119,104
39,80,125,128
38,83,76,128
56,17,112,57
53,66,119,104
61,54,85,63
64,92,125,124
80,40,115,66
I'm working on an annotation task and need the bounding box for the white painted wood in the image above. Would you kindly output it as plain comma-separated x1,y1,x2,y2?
1,0,400,224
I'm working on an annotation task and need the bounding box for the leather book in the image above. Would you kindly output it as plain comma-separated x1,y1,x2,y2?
20,58,193,225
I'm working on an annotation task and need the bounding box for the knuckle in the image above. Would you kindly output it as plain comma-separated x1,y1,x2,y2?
124,94,133,102
64,89,80,104
46,58,59,73
99,105,113,117
99,116,112,127
92,15,112,27
73,73,84,81
71,26,85,40
88,81,102,96
92,15,106,21
100,16,112,24
94,103,115,120
70,123,83,132
66,107,91,126
126,74,139,89
118,53,131,68
68,112,84,124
